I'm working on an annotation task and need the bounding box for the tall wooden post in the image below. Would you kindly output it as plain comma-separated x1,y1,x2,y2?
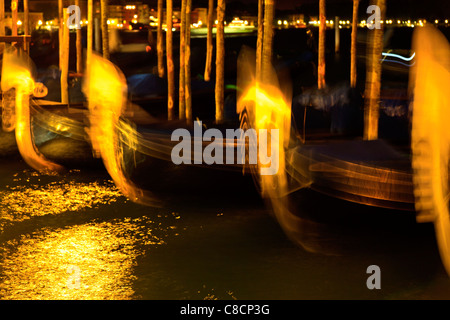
0,0,5,53
101,0,109,59
0,0,6,133
256,0,264,82
75,0,82,73
215,0,225,123
179,0,186,119
185,0,192,122
58,0,63,67
24,0,29,52
166,0,174,120
61,8,69,104
203,0,214,81
334,16,339,53
261,0,274,82
157,0,164,77
11,0,18,36
318,0,326,89
363,0,385,140
95,17,100,52
87,0,93,69
350,0,360,88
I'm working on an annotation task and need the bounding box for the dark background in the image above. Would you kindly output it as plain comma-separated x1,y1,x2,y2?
16,0,450,22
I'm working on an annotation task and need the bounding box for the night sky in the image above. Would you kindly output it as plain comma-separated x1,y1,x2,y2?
158,0,450,20
245,0,450,20
20,0,450,21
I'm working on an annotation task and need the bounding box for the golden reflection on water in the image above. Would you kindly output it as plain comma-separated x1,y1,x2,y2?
0,217,167,299
0,179,122,230
0,171,177,299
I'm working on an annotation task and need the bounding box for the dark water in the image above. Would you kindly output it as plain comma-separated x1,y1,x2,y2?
0,150,449,300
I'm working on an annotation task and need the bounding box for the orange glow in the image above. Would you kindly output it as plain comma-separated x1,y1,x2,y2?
236,47,316,252
1,49,64,174
240,81,292,229
237,45,291,197
83,53,159,206
237,47,349,255
240,84,291,134
410,25,450,275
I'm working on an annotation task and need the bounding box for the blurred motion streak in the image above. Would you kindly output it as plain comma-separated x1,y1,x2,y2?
410,25,450,275
237,47,336,254
83,53,160,206
237,47,291,197
1,48,64,174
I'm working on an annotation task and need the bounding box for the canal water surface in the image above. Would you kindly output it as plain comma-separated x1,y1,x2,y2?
1,155,450,300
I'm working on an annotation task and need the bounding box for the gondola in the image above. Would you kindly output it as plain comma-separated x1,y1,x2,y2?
236,26,450,274
0,47,261,207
